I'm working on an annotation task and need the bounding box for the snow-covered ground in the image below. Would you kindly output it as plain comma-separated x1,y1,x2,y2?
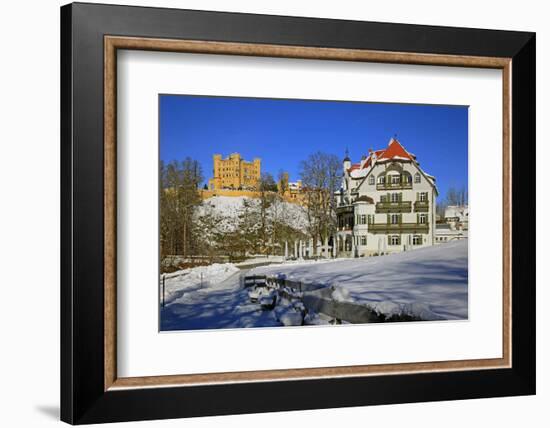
250,240,468,320
160,260,326,330
160,240,468,331
162,263,240,304
235,255,285,268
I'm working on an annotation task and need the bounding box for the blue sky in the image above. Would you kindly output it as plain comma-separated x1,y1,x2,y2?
159,95,468,200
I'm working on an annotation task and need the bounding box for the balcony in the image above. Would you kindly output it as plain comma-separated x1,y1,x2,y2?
336,204,354,214
369,222,429,234
376,181,413,191
414,201,430,212
375,201,412,213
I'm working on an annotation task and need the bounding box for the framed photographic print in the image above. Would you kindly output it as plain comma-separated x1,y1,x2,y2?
60,2,536,424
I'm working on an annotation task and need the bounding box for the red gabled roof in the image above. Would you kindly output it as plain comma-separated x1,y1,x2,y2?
346,138,417,173
377,138,415,161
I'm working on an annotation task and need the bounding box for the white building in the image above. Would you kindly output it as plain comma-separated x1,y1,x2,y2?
435,223,468,244
335,138,438,257
444,205,469,230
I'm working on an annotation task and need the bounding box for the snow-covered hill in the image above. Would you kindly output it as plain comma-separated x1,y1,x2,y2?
195,195,309,233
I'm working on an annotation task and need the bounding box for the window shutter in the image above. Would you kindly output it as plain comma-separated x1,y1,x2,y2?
416,192,419,201
399,214,402,224
399,192,402,201
387,214,390,224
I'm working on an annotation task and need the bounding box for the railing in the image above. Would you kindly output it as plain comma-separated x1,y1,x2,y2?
336,205,354,214
376,182,413,190
414,201,430,212
369,223,429,233
375,201,412,213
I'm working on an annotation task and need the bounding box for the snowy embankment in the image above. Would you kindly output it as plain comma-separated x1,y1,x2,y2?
250,240,468,321
162,263,239,304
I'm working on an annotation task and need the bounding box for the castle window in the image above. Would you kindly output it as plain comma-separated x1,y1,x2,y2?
377,176,385,184
391,193,399,203
419,192,427,202
368,175,375,185
391,175,401,184
413,235,422,245
360,236,367,245
391,214,399,224
415,173,421,183
419,214,427,224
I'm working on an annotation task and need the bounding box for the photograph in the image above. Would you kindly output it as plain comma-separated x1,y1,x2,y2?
158,95,469,331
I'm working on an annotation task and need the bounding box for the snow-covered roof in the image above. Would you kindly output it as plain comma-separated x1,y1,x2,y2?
288,182,301,189
444,205,468,219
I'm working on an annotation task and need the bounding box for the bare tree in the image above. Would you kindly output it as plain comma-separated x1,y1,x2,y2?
257,173,277,254
299,152,341,248
159,157,203,262
445,185,468,207
277,169,288,196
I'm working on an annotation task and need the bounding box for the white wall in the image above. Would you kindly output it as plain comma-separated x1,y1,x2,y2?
0,1,546,427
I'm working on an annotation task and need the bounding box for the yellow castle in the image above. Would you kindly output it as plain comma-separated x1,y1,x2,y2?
208,153,261,191
202,153,304,204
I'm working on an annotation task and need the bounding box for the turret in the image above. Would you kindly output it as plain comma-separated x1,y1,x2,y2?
343,149,351,171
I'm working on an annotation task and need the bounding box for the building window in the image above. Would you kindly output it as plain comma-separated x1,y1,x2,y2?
391,214,400,224
377,176,385,184
360,214,366,224
391,193,399,203
389,235,400,246
419,192,427,202
391,175,401,184
413,235,422,245
415,173,421,183
368,175,375,185
419,214,427,224
361,236,367,246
